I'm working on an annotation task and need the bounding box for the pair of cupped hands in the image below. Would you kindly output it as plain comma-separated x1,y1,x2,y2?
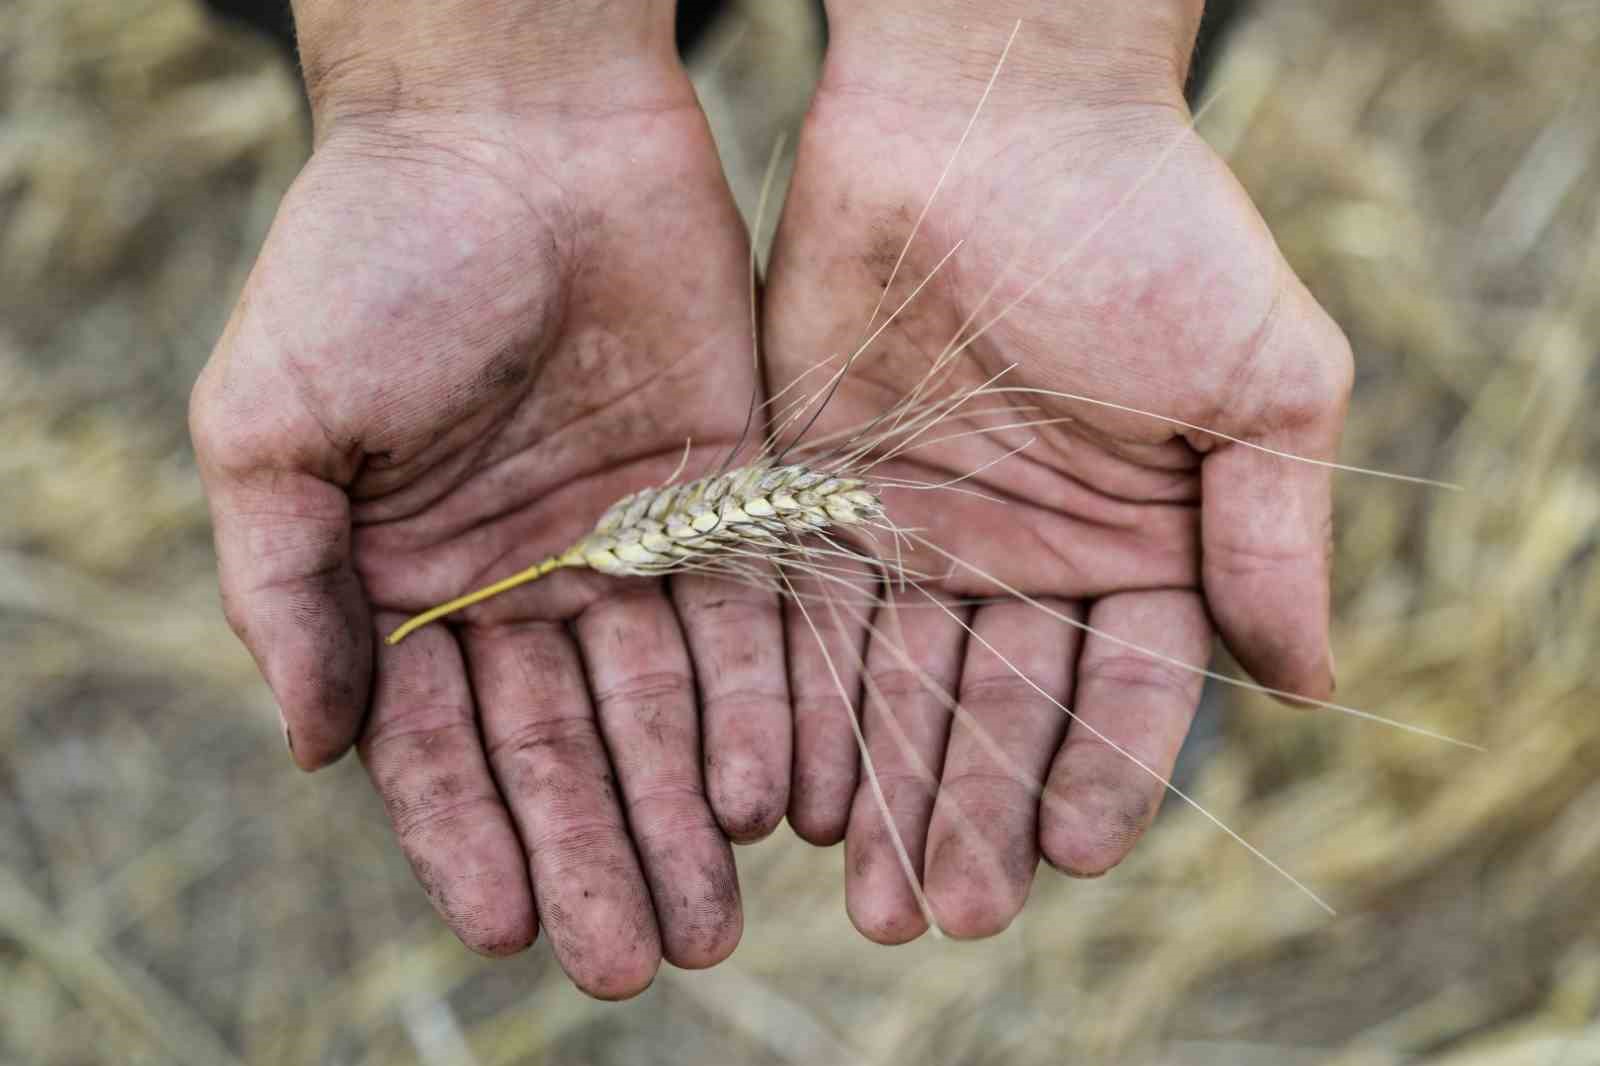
190,2,1352,998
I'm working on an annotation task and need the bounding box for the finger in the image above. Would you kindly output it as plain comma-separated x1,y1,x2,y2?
672,573,790,843
784,564,875,845
190,347,370,771
358,614,535,956
1204,285,1351,701
924,598,1079,939
466,622,659,1000
843,592,966,945
575,591,742,971
1039,589,1211,877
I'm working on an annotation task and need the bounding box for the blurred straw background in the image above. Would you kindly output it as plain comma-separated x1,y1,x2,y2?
2,0,1597,1062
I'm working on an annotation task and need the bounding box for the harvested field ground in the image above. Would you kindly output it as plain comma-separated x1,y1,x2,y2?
2,1,1597,1062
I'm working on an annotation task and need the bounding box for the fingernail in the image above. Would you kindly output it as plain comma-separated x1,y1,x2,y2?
278,707,294,755
1327,646,1338,695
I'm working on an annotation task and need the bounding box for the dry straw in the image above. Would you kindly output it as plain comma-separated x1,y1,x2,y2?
7,0,1598,1061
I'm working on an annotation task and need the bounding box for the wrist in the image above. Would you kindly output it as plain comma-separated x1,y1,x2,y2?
292,0,685,133
820,0,1202,109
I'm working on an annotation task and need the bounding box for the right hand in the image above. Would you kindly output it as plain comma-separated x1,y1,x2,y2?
763,0,1351,941
191,5,788,998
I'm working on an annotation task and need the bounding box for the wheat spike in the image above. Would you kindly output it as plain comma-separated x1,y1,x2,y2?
384,462,883,645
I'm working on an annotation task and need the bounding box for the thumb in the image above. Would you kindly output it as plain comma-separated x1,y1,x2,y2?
190,327,372,770
1201,281,1353,703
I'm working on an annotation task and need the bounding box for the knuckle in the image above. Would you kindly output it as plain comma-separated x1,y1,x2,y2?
188,373,259,478
363,717,475,767
625,780,715,841
704,683,787,718
680,587,778,626
865,767,935,815
366,728,498,837
1271,317,1356,430
1222,285,1355,437
486,723,618,813
937,769,1036,816
217,581,252,641
625,777,706,811
485,714,599,763
188,355,247,459
867,667,935,705
528,821,634,872
187,365,220,448
793,691,858,725
1076,652,1196,701
958,673,1049,712
245,528,348,591
392,789,503,846
1205,529,1308,576
1327,329,1356,403
591,670,693,714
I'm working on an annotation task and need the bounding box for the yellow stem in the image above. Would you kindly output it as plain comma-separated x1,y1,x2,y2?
385,554,573,645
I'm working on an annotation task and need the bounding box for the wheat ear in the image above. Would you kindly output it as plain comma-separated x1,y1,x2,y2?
385,463,885,644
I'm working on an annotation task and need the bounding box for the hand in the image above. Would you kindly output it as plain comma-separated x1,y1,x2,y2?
764,2,1352,942
191,5,789,998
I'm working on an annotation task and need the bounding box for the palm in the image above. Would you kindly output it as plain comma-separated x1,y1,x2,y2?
335,122,748,622
195,104,789,996
765,86,1349,941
